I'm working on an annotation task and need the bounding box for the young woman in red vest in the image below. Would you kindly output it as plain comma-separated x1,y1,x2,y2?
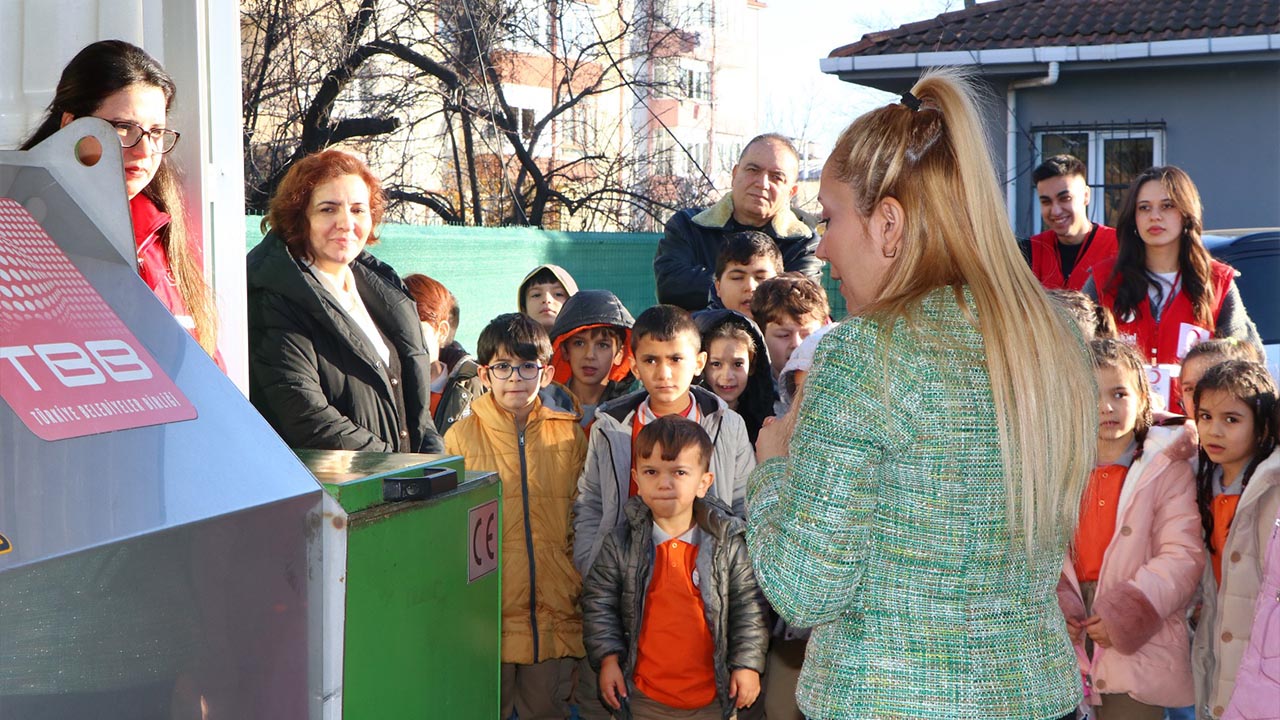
1084,166,1260,367
21,40,223,370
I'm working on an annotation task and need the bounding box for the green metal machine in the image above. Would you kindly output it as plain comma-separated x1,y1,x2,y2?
298,450,501,719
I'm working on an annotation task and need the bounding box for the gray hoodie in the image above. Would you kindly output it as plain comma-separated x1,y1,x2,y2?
572,385,756,576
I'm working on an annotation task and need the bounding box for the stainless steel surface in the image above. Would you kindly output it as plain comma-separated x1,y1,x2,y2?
1,118,138,269
295,448,459,485
0,123,325,718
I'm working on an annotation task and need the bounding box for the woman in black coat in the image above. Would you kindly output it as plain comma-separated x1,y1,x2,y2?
247,150,443,453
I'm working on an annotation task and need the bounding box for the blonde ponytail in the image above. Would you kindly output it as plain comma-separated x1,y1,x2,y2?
829,67,1096,556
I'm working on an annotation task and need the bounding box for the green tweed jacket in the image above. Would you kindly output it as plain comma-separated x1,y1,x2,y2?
747,287,1081,720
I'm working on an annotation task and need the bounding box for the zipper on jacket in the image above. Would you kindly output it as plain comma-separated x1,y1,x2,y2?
600,431,626,528
518,429,540,662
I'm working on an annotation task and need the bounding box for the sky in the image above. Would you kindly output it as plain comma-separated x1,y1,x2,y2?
757,0,959,159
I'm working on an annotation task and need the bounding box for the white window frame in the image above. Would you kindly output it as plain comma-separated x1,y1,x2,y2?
1033,127,1166,233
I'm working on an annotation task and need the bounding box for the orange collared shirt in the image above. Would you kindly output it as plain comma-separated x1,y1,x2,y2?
633,533,717,709
1209,493,1242,585
1074,463,1129,583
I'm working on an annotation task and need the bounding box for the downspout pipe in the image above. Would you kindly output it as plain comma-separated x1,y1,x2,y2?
1005,61,1060,231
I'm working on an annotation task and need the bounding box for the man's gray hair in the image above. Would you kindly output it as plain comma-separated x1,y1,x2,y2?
739,133,800,165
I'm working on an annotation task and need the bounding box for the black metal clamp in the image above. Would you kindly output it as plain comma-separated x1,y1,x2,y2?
383,467,459,502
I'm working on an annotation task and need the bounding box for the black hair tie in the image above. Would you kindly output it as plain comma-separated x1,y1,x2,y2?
900,91,922,111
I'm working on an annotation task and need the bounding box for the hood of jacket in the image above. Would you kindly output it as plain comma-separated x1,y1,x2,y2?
517,264,579,313
440,339,473,372
539,381,583,418
1111,422,1196,520
548,290,635,386
692,308,776,436
1142,422,1197,464
550,290,635,340
691,193,812,240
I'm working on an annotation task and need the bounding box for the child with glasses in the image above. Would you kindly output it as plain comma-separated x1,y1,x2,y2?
442,313,587,720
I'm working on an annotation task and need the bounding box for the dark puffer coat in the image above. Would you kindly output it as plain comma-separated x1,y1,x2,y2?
654,194,821,311
580,496,769,719
246,231,443,453
433,341,484,437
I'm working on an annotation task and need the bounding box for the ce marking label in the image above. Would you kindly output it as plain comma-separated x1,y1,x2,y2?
467,500,498,583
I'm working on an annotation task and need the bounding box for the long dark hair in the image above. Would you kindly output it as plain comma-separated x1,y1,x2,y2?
20,40,218,356
1193,360,1278,551
1107,166,1215,328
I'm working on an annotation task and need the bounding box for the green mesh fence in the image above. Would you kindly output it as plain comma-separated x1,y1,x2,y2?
245,218,845,351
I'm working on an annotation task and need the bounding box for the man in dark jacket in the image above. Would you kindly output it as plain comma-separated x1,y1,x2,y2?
654,134,821,311
246,231,444,454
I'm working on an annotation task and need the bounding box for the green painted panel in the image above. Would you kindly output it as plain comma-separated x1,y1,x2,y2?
246,219,663,352
342,472,501,719
243,219,848,351
297,449,466,513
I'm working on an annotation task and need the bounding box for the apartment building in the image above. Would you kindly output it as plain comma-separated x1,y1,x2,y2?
238,0,765,231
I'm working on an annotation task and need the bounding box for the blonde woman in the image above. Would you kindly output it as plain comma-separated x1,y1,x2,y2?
747,69,1096,720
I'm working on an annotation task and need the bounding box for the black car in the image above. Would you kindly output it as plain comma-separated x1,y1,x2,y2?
1203,228,1279,374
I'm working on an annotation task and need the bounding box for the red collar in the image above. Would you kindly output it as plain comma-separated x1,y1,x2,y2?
130,193,171,252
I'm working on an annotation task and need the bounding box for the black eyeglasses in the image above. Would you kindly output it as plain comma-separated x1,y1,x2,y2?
106,120,181,154
484,361,544,380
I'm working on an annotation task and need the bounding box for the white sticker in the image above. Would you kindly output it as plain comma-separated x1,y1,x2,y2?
1175,323,1211,362
1145,364,1180,412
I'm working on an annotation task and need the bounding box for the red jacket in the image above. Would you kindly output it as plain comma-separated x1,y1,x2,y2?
1030,224,1118,291
130,194,225,371
1092,257,1234,365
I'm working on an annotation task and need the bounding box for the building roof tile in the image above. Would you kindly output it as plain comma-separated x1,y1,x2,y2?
829,0,1279,58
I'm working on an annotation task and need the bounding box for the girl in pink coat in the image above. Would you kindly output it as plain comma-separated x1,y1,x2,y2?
1059,339,1206,718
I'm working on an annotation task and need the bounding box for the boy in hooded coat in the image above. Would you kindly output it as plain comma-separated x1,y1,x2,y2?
549,290,639,428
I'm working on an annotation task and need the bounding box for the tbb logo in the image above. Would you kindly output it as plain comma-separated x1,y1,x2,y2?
1,339,153,390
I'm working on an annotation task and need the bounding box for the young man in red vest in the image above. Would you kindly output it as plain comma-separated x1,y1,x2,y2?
1023,155,1118,291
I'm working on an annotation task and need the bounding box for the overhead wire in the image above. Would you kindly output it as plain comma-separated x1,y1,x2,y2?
584,0,720,197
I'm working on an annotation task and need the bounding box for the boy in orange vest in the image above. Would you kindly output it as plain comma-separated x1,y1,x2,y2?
580,416,768,719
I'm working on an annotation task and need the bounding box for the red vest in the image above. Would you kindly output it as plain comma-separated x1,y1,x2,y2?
1092,258,1235,365
1029,224,1118,291
130,194,226,372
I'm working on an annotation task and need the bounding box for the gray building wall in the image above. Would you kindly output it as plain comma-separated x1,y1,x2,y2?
1008,60,1280,237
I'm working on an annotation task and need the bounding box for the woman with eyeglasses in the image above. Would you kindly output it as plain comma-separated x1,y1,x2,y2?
21,40,222,368
246,149,444,454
